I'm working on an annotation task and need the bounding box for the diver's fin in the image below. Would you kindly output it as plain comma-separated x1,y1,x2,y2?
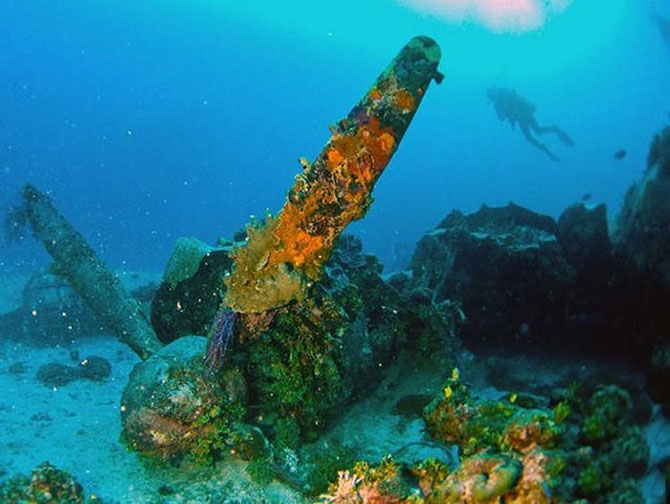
521,125,560,161
542,143,561,162
553,126,575,146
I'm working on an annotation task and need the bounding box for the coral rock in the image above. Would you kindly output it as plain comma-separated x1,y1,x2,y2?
120,336,245,460
0,461,99,503
410,202,575,351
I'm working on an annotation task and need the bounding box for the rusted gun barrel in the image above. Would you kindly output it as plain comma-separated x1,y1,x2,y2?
22,184,162,359
225,36,443,315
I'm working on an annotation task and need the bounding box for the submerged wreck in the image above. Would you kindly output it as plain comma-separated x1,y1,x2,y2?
4,36,670,503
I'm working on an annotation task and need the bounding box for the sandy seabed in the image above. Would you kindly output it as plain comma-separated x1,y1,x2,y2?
0,275,668,503
0,276,305,503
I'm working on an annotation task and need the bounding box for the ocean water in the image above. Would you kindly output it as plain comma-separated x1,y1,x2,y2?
2,0,669,273
1,0,670,502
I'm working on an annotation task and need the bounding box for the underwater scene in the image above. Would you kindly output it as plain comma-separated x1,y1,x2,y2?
2,0,670,502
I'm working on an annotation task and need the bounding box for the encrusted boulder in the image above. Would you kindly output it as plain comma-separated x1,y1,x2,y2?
410,203,576,350
36,363,81,388
613,126,670,407
614,126,670,285
557,202,611,282
150,238,233,344
556,202,625,347
120,336,247,460
36,355,111,388
0,461,100,503
78,355,112,381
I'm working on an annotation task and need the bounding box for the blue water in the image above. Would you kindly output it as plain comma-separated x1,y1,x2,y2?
0,0,668,273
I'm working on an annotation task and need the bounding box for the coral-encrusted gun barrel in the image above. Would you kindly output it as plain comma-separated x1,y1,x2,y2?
225,36,443,314
22,185,163,360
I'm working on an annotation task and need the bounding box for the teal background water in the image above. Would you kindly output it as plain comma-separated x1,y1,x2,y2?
1,0,669,273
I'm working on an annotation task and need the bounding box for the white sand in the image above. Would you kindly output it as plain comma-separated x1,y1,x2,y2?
0,334,152,501
0,274,306,503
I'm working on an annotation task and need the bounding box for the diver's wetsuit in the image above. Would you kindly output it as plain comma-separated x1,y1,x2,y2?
487,87,574,162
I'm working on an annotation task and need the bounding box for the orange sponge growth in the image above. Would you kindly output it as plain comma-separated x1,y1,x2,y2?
225,36,443,314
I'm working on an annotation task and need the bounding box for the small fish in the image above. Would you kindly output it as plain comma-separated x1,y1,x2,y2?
581,193,593,202
614,149,627,160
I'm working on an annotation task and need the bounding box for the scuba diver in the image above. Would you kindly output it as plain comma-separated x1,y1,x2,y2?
487,87,574,162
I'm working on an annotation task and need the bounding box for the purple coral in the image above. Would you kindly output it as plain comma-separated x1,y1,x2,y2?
205,309,238,370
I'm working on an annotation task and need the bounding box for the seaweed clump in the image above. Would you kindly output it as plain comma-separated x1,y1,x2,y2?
246,297,346,443
239,234,460,458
